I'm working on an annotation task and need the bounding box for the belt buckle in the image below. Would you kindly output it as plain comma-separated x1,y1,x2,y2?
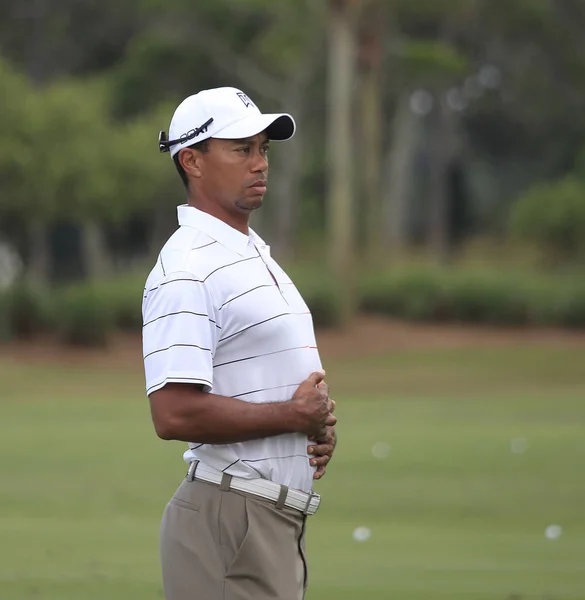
302,491,320,516
186,460,200,482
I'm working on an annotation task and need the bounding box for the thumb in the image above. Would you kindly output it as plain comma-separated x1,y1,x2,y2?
305,370,326,387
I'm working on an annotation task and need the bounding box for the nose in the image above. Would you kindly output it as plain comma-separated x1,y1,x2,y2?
251,149,268,173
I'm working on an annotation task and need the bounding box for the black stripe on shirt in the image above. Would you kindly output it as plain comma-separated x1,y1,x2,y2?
242,454,309,464
214,346,316,369
222,459,241,472
142,310,221,329
143,343,211,360
233,383,302,398
146,377,212,395
218,312,309,344
144,256,260,300
203,256,261,282
144,278,203,299
192,240,218,251
218,284,274,311
159,254,166,276
143,310,207,328
142,311,221,330
242,463,265,477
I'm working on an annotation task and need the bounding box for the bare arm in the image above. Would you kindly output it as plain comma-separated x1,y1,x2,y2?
149,371,335,444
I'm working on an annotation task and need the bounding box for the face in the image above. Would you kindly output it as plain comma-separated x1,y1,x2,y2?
180,131,270,222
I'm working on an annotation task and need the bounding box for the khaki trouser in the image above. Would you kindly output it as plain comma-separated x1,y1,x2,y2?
160,477,308,600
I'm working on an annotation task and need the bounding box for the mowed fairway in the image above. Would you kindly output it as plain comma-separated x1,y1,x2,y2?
1,337,585,599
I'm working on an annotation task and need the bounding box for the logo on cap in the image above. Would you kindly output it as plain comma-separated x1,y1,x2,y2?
237,92,255,108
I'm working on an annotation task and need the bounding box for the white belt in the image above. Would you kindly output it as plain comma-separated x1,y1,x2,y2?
186,461,321,516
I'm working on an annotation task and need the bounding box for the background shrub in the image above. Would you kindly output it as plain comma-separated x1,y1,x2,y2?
0,282,49,341
360,267,447,321
509,177,585,265
0,289,11,342
3,264,583,349
285,264,343,328
51,283,115,347
91,274,145,332
359,266,585,329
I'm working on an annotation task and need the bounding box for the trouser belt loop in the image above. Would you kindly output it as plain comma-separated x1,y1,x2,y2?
302,492,315,515
186,460,199,482
219,473,233,492
275,485,289,510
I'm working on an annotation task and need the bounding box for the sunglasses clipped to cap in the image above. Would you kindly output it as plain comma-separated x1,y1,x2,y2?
158,118,214,153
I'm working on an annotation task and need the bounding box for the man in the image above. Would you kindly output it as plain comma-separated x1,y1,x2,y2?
142,87,337,600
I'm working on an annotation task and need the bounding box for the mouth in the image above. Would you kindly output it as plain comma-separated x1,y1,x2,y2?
249,180,267,194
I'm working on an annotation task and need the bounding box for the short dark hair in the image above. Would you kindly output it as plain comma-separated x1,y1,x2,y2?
173,140,210,189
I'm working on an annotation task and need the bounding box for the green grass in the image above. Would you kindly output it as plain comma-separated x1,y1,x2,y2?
1,343,585,599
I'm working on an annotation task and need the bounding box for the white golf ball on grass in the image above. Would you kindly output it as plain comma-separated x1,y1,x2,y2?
352,526,371,542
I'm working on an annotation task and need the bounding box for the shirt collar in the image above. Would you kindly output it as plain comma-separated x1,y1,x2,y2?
177,204,268,256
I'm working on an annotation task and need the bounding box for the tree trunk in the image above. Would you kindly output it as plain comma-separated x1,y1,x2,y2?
268,87,306,261
81,219,111,280
269,119,303,260
148,202,177,260
359,1,384,265
427,94,458,262
267,34,322,261
27,218,50,286
327,0,357,326
382,91,423,254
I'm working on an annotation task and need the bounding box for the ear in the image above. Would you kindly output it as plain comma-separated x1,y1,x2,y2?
179,148,204,179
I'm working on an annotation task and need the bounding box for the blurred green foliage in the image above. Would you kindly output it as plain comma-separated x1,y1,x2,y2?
0,57,180,228
0,283,50,339
51,284,115,347
359,265,585,327
1,264,584,346
509,176,585,265
2,0,585,328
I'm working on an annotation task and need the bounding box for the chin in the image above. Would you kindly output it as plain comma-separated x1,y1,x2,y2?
236,199,263,212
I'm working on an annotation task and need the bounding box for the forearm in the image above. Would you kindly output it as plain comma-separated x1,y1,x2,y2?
150,385,302,444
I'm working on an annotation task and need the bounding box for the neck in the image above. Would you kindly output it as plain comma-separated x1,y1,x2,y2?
187,193,249,235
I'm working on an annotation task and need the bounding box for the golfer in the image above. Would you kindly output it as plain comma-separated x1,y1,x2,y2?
142,87,337,600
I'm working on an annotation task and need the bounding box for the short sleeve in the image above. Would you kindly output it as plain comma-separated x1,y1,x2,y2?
142,271,219,396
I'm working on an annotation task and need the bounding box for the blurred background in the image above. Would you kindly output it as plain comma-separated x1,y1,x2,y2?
1,1,585,599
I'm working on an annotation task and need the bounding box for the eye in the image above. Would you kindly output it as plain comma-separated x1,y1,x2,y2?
261,146,270,155
237,147,251,154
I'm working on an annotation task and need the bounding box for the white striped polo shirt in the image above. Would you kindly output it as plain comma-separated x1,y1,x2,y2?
142,204,322,493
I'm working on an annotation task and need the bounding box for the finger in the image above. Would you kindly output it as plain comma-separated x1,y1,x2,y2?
309,455,330,468
330,399,336,413
325,414,337,427
310,426,333,444
312,424,336,444
315,426,328,441
307,443,332,456
306,370,326,387
313,465,327,480
318,381,329,395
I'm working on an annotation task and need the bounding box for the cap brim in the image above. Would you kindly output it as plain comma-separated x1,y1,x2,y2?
214,114,295,142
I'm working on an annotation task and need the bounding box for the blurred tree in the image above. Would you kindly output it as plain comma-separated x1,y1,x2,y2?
385,0,472,262
326,0,360,325
509,176,585,266
0,59,47,282
0,0,141,82
356,0,386,265
108,0,327,259
3,0,585,289
23,78,113,282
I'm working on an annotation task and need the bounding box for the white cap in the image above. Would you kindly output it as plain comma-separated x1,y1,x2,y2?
162,87,296,158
